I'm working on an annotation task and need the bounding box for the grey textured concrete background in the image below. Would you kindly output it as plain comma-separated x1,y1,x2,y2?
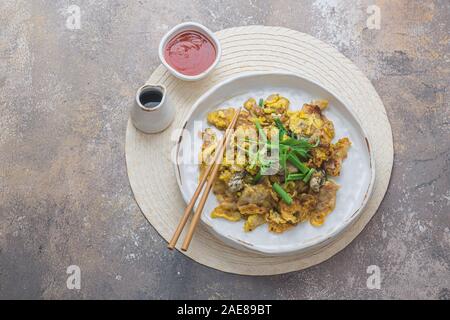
0,0,449,299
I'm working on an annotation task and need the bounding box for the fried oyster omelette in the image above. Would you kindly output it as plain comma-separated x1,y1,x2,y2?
200,94,351,233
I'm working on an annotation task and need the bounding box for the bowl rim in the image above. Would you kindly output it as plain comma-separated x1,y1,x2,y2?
173,71,376,255
158,22,222,81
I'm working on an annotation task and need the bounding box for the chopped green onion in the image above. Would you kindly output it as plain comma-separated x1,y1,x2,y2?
258,98,264,107
286,173,305,181
274,117,287,139
278,145,289,180
302,168,316,183
253,170,262,184
282,137,313,149
291,148,310,160
272,183,293,205
287,153,309,174
254,119,267,143
283,147,288,181
274,117,286,131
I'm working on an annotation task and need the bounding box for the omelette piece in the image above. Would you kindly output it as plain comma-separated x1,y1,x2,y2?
264,94,290,115
237,184,272,207
288,102,335,145
311,99,329,110
211,202,241,222
309,146,331,168
266,209,287,225
238,203,269,215
207,108,236,130
268,222,293,233
310,180,340,226
244,214,266,232
310,213,326,227
279,194,317,224
279,200,302,224
324,137,351,176
266,208,293,233
235,109,256,127
243,98,265,117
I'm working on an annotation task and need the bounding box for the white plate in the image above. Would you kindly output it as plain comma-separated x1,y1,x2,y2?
174,72,375,256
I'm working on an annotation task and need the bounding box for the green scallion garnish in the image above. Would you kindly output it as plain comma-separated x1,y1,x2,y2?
286,173,305,181
302,168,316,183
258,98,264,107
287,153,309,174
253,170,262,184
272,183,293,205
254,119,267,143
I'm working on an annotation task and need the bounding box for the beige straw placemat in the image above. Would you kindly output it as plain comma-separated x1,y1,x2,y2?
125,26,393,275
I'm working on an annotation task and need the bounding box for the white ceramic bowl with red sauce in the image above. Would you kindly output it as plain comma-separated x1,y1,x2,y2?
158,22,221,81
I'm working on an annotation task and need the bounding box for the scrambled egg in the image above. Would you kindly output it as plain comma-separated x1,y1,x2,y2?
207,108,236,130
200,94,351,233
288,103,335,145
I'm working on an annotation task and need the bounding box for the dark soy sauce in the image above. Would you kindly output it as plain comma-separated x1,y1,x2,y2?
139,89,163,109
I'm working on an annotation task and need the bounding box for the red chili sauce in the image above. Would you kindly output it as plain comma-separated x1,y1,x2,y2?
164,30,217,76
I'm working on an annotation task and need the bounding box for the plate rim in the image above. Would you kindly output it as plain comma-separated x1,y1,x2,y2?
173,71,376,255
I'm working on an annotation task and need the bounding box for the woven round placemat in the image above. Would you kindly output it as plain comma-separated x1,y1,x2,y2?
125,26,393,275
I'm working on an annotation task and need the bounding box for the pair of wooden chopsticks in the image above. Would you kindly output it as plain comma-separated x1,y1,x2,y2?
168,108,241,251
